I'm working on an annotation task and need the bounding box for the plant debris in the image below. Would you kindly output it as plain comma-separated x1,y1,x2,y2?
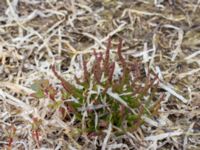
0,0,199,149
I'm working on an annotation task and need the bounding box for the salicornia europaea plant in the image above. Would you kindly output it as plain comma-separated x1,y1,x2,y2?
31,37,163,136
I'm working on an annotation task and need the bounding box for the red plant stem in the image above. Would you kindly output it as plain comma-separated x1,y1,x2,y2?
83,60,89,82
117,38,124,64
52,65,80,97
104,37,112,76
52,65,72,93
117,39,129,84
7,137,13,148
49,94,55,101
32,130,40,148
108,62,115,84
93,50,103,83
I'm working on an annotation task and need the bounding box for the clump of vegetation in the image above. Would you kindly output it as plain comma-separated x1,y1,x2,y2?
31,38,163,136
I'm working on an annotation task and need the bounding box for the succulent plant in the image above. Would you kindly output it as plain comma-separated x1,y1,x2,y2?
31,38,163,136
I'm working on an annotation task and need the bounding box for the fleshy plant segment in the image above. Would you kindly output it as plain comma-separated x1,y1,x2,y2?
31,38,162,135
